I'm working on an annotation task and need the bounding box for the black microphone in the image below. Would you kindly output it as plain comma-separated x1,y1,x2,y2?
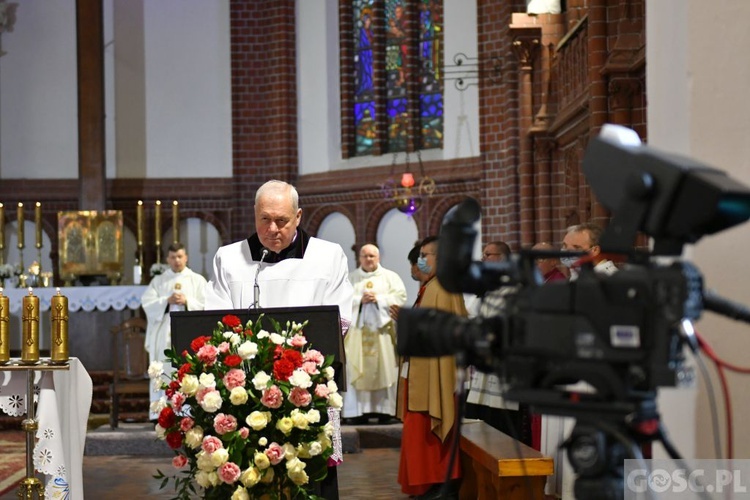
703,289,750,324
251,248,269,309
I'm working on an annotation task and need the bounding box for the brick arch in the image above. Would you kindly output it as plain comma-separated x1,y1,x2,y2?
426,194,475,237
363,200,412,246
305,204,356,238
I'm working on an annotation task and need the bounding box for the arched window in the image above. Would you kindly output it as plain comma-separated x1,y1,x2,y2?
343,0,443,158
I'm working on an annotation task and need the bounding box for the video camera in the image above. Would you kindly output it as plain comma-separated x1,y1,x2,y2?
396,125,750,498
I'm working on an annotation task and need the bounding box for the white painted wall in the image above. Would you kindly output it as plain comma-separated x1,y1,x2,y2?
0,0,78,179
376,209,420,304
0,0,232,180
296,0,480,174
317,212,356,273
648,0,750,459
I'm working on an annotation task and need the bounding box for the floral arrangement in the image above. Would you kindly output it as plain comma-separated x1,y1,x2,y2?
150,262,169,277
0,263,21,282
149,314,343,500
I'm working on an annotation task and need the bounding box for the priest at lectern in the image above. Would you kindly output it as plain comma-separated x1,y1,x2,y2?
204,180,353,500
204,180,353,333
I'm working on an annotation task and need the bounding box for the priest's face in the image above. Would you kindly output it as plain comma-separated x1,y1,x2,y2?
255,192,302,253
358,244,380,273
167,249,188,273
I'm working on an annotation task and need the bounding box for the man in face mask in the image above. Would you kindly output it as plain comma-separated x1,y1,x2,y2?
396,235,467,499
561,222,618,277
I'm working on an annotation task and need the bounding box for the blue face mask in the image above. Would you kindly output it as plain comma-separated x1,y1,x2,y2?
417,256,432,274
560,256,578,268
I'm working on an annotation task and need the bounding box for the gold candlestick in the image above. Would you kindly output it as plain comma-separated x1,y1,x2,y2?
34,202,42,249
50,288,69,364
17,202,24,250
172,200,179,244
21,288,39,365
0,288,9,364
0,202,5,265
155,200,162,264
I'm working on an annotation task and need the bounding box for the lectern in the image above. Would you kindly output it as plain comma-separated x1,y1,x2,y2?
170,305,346,387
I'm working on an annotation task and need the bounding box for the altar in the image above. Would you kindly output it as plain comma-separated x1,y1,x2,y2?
3,286,147,371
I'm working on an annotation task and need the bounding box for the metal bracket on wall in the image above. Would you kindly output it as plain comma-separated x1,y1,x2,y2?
444,53,502,91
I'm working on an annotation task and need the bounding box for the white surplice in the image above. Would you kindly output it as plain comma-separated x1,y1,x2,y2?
204,236,353,329
141,267,207,412
343,264,406,418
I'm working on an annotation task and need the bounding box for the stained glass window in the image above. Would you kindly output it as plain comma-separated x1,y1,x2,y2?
352,0,443,157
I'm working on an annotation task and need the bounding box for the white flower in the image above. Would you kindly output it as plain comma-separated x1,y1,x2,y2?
231,486,250,500
276,417,293,435
252,371,271,390
149,397,167,415
240,467,261,488
308,441,323,457
229,333,241,346
254,452,270,470
288,369,312,389
291,411,309,430
196,471,212,488
223,331,234,339
258,436,268,446
154,424,167,439
196,451,214,472
199,373,216,389
200,390,223,413
238,341,258,360
147,361,164,379
282,443,297,460
327,392,343,409
180,375,199,396
256,329,270,339
323,366,335,380
210,448,229,468
326,380,339,393
269,332,285,345
185,426,204,449
305,409,321,424
246,411,269,431
229,387,249,405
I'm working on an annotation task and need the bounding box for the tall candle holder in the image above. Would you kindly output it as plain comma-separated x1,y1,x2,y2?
21,288,39,365
0,202,5,266
17,202,26,288
50,288,69,364
35,202,43,278
0,288,8,365
155,200,162,264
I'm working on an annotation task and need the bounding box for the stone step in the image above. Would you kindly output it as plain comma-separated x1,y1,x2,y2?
84,421,402,457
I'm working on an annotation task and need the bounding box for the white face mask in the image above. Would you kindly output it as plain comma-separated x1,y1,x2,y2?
560,256,578,268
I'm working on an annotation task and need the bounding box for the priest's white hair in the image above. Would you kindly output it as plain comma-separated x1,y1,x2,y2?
255,180,299,211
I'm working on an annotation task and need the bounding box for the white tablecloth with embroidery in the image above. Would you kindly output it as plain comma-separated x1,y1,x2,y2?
0,358,92,500
1,285,146,313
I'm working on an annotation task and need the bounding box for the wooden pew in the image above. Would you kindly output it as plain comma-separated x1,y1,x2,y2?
459,420,554,500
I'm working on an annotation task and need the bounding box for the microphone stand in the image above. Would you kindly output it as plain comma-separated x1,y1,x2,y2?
251,249,269,309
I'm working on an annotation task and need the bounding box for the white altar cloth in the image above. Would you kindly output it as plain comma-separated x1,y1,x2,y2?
0,358,92,500
2,285,147,313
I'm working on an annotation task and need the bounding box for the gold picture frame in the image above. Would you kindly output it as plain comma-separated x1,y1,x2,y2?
58,211,124,285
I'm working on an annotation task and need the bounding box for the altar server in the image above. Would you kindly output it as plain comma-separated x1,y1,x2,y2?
343,243,406,424
142,242,207,418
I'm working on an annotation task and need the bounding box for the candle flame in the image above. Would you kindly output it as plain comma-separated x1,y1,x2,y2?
28,287,32,295
138,200,143,206
56,287,61,294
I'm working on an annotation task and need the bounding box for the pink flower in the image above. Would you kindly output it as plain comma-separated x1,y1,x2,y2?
260,385,283,409
314,383,330,398
238,427,249,439
302,360,319,375
290,334,307,347
222,368,246,390
218,341,230,354
288,387,312,407
196,344,219,365
172,454,188,469
265,442,285,465
218,462,241,484
179,417,194,432
303,349,325,366
213,413,238,435
170,392,186,408
202,435,223,454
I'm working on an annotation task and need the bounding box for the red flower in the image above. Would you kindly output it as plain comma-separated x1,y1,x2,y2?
224,354,242,367
158,406,176,429
274,345,284,360
190,335,212,353
165,380,180,399
166,431,183,450
273,359,295,381
243,328,253,337
282,349,303,368
222,315,241,329
177,363,192,381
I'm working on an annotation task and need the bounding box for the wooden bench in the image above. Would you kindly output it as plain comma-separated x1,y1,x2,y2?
459,420,554,500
